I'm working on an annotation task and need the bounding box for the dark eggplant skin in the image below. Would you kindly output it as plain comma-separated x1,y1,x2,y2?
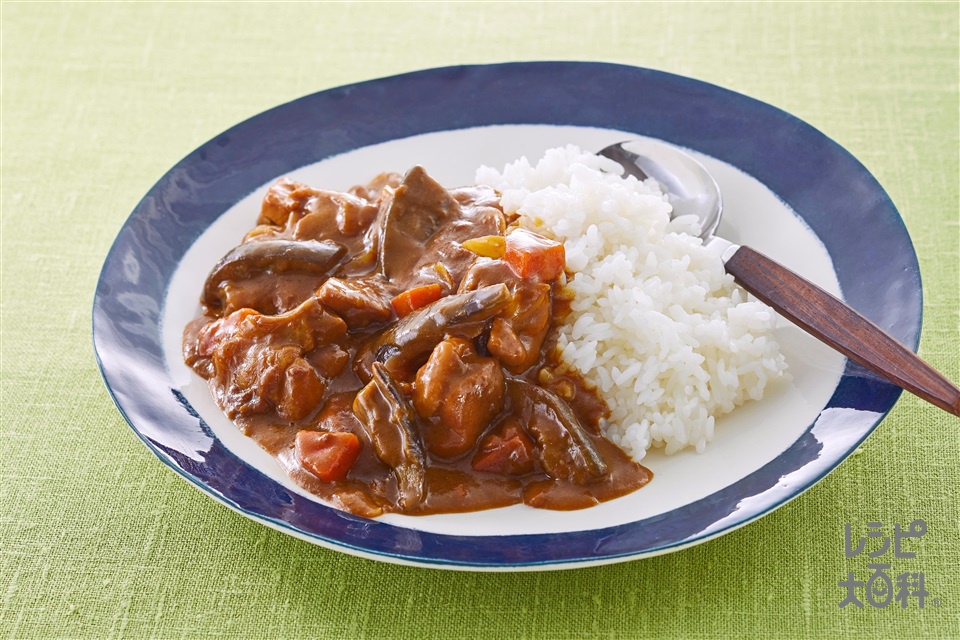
507,379,608,484
201,239,346,309
354,362,427,509
353,283,510,382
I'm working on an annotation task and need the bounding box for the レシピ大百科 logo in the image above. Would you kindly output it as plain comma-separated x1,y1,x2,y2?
839,519,939,608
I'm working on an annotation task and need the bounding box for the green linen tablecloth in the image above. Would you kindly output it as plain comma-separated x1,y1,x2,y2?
2,2,958,638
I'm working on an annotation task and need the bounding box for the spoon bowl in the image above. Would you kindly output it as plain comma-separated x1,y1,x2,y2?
599,140,722,240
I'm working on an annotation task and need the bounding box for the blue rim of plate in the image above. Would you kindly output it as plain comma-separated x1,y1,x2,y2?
92,62,920,569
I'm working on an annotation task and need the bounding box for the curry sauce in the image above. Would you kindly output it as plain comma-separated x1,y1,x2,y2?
183,167,651,517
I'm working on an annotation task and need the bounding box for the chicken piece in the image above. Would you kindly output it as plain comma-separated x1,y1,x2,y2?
348,172,402,203
413,338,506,458
317,276,395,329
260,178,379,236
260,178,315,226
202,298,347,421
459,260,551,373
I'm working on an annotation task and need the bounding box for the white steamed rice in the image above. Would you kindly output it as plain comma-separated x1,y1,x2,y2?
476,145,787,461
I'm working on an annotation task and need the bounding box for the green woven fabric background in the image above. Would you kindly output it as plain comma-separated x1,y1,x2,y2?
2,2,958,638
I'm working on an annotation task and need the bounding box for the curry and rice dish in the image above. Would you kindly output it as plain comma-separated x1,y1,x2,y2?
183,146,787,518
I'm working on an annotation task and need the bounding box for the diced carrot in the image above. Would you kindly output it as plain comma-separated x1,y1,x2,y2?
471,421,536,476
295,430,361,481
390,283,443,317
504,229,565,281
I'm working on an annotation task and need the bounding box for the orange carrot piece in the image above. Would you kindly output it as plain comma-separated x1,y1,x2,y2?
295,430,361,481
504,229,565,281
390,283,443,317
471,421,536,476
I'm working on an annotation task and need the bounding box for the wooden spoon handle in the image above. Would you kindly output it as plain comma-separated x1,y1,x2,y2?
725,245,960,416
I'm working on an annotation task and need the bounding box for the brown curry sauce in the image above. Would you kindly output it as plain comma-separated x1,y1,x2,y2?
183,167,651,518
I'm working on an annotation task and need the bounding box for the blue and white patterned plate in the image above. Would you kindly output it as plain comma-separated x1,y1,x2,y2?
93,62,920,570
